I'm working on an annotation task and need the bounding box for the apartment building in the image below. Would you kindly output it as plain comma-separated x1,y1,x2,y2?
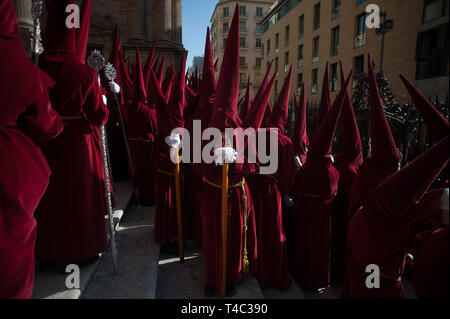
260,0,449,104
210,0,276,97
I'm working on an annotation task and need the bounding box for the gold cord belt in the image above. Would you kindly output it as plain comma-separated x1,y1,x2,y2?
380,273,402,282
249,172,278,182
61,115,83,120
204,177,250,274
128,137,153,143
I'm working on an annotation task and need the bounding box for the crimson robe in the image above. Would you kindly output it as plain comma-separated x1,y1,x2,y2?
126,100,157,204
289,158,339,290
412,227,448,299
34,61,109,262
0,89,62,298
331,161,359,283
247,131,296,290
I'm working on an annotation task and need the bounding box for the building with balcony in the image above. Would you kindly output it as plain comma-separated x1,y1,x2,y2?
210,0,276,97
260,0,449,104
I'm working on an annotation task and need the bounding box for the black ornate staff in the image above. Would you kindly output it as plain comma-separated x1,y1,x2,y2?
87,50,119,274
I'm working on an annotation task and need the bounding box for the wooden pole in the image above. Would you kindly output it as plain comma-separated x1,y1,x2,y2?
174,147,184,263
220,163,229,298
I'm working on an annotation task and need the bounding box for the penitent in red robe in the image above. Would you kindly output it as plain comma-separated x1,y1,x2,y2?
248,132,297,290
199,155,258,290
126,99,157,204
0,2,63,296
34,60,109,262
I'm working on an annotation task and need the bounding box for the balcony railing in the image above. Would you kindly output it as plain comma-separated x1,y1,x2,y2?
254,64,261,69
284,65,290,73
312,54,319,63
240,11,249,17
240,43,248,49
354,33,366,48
240,63,249,69
240,27,248,33
311,84,318,94
297,59,303,68
222,13,230,19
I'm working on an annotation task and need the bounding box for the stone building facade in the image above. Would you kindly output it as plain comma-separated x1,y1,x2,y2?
260,0,449,104
12,0,185,71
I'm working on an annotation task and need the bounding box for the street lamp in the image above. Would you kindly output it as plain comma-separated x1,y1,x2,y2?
375,11,394,74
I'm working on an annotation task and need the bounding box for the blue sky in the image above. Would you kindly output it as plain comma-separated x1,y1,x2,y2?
183,0,218,69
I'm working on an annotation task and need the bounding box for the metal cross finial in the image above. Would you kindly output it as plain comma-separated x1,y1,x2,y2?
87,50,106,72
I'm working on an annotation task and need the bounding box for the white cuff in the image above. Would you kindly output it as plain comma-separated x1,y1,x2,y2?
165,134,181,149
294,156,302,168
214,147,237,165
102,95,107,106
109,81,121,94
441,188,449,210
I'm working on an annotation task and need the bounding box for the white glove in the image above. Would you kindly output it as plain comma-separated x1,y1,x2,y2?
284,195,295,208
165,134,181,149
102,95,108,106
441,188,449,211
330,154,335,163
214,147,237,165
109,81,121,94
294,156,302,168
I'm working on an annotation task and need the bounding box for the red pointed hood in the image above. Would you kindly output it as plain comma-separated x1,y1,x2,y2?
43,0,77,59
253,60,273,108
0,0,19,38
317,62,331,127
268,65,293,132
149,68,174,134
368,53,400,166
307,72,352,160
208,4,240,130
368,136,449,219
244,71,277,130
400,74,449,142
292,84,309,163
156,56,166,85
335,61,363,169
75,0,91,64
239,74,252,120
144,38,158,90
263,103,273,127
168,51,187,128
109,25,120,67
162,66,175,102
196,27,216,121
118,50,134,100
133,44,146,103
